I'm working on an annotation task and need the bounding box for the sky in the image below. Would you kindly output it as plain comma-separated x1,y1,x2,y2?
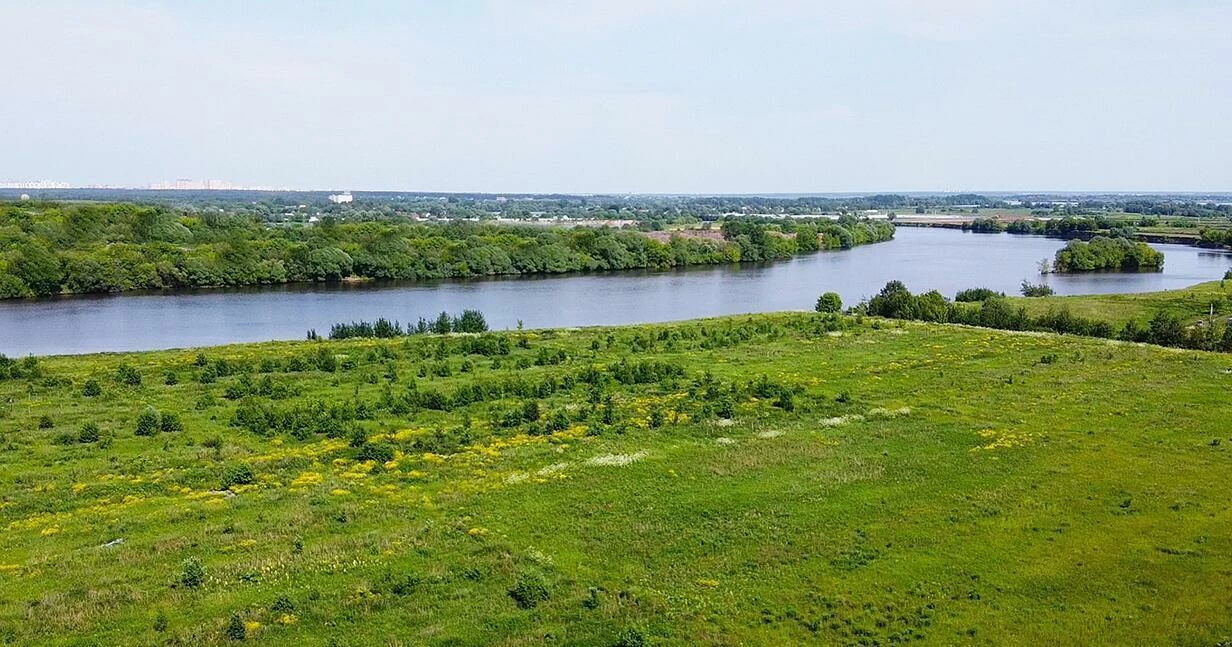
1,0,1229,193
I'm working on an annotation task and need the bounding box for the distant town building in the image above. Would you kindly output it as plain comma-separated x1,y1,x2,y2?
148,179,290,191
329,192,353,204
19,194,30,201
0,180,71,189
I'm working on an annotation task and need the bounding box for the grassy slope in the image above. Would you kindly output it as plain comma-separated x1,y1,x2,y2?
2,316,1232,645
1011,280,1232,326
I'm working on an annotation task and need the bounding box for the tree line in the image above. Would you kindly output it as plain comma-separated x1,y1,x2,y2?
0,201,891,298
858,281,1230,352
319,310,490,340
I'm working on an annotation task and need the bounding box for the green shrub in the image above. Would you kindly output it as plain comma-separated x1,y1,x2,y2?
160,412,183,433
815,291,842,313
508,572,550,609
356,442,394,464
378,571,421,596
79,423,101,443
179,557,205,589
270,593,295,613
1020,281,1055,297
37,415,54,429
613,627,647,647
224,613,245,641
135,406,161,436
955,287,1003,302
82,379,102,397
220,463,254,489
116,364,142,386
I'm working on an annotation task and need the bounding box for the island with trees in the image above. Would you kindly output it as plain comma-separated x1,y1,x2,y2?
1052,236,1164,272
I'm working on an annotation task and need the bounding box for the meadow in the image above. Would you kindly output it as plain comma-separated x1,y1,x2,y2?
1010,279,1232,326
2,313,1232,645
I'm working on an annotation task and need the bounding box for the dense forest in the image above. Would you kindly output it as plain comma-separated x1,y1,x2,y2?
0,202,893,298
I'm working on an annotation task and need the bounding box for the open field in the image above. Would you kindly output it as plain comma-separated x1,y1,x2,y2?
3,314,1232,645
1010,280,1232,326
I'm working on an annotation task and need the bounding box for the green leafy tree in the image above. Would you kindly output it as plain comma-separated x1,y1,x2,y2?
10,243,63,296
815,292,842,313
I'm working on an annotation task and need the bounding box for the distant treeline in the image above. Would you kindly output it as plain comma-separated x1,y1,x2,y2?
317,310,489,340
721,217,894,260
860,281,1230,352
0,202,891,299
7,189,1230,221
963,216,1144,237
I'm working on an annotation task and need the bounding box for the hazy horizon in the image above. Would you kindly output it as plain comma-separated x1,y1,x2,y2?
4,1,1230,193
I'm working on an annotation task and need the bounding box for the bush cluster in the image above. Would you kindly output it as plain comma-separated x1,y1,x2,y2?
859,281,1232,352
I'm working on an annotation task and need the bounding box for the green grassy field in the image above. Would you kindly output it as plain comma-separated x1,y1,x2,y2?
3,314,1232,645
1011,280,1232,326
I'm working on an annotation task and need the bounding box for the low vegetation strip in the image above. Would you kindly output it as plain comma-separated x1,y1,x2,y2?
2,311,1232,644
860,280,1232,351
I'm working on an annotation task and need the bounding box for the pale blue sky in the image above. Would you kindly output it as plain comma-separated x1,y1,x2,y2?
2,1,1229,193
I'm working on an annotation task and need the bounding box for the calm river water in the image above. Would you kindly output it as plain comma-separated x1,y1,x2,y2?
2,227,1230,356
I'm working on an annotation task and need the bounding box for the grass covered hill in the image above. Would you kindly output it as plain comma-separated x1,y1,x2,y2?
2,314,1232,644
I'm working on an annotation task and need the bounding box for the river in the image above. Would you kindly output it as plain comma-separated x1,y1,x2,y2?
2,227,1230,356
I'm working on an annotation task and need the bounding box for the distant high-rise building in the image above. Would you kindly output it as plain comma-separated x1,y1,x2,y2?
0,180,71,189
329,192,354,204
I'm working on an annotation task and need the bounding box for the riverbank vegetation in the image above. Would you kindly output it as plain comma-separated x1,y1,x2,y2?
0,202,892,299
862,280,1232,351
321,311,490,341
3,312,1232,643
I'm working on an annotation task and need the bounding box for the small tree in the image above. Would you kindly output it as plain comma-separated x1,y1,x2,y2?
456,310,489,333
82,379,102,397
508,572,550,609
1147,311,1184,347
116,364,142,386
135,406,161,436
179,557,205,589
815,292,842,313
432,311,453,335
1020,280,1054,297
224,613,246,641
160,412,184,433
79,422,101,443
220,463,255,489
